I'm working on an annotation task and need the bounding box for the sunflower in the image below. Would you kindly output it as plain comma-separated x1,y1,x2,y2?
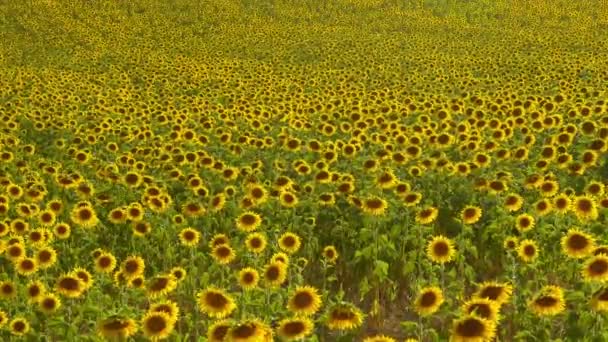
170,267,187,282
503,193,523,212
247,184,268,205
276,317,314,341
238,267,259,290
461,298,500,322
179,227,201,247
0,310,7,328
279,191,299,208
416,206,439,225
128,276,146,289
142,311,175,340
323,245,339,263
146,275,177,299
25,280,46,303
473,281,513,305
533,198,553,216
97,316,138,340
461,206,482,225
95,252,117,273
271,252,290,265
126,203,145,221
518,239,539,263
70,204,99,228
539,180,559,197
582,255,608,282
529,286,565,316
0,280,17,299
53,222,71,239
207,319,233,342
108,207,128,224
5,243,25,262
38,293,62,314
121,256,145,280
149,300,180,323
279,232,302,254
56,273,85,298
515,214,535,232
325,303,364,331
561,229,595,258
403,192,423,207
16,257,38,276
363,335,397,342
197,287,237,318
38,209,56,227
450,314,496,342
427,236,456,264
287,286,322,316
245,232,267,254
503,237,518,251
594,246,608,256
573,195,598,221
236,211,262,232
553,193,572,214
361,196,388,216
9,317,30,336
73,267,94,290
591,287,608,312
132,221,152,237
376,169,397,189
225,319,265,342
414,286,444,316
210,234,230,248
263,261,288,288
212,244,236,265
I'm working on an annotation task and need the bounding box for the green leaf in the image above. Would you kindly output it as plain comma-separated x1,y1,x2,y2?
374,260,389,280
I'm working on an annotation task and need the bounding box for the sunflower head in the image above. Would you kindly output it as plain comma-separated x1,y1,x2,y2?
561,229,595,258
414,286,444,316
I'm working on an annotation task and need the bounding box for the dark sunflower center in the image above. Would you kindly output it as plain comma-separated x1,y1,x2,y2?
242,272,255,283
79,208,93,220
567,234,589,250
232,323,256,338
293,292,313,308
212,325,229,340
464,208,477,219
282,236,296,247
98,257,112,267
331,308,355,320
266,266,280,280
577,199,592,212
13,321,26,332
468,303,491,318
150,278,169,291
589,259,608,275
535,295,558,307
456,318,485,337
367,199,383,209
125,261,140,273
420,291,437,307
145,315,167,333
42,298,57,309
103,320,129,331
241,215,256,225
433,242,449,256
59,277,80,290
479,286,502,300
283,321,306,335
216,246,231,258
206,292,229,308
524,245,536,256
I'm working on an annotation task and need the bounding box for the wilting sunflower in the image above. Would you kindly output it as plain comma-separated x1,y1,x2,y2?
56,273,84,298
361,196,388,216
236,211,262,232
529,285,565,316
325,303,364,331
263,261,288,288
142,311,175,340
245,232,267,254
9,317,30,336
197,287,237,318
515,214,535,232
38,293,62,314
149,300,180,323
461,206,482,225
363,335,397,342
237,267,259,290
461,298,500,322
95,252,117,273
414,286,444,316
70,204,99,228
573,195,598,221
97,316,138,340
416,206,439,225
212,244,236,265
518,239,539,263
146,275,177,299
323,245,339,263
179,227,201,247
427,236,456,264
582,255,608,282
287,286,322,316
276,317,314,341
450,314,496,342
207,319,233,342
591,287,608,312
279,232,302,254
225,319,265,342
473,281,513,306
121,256,145,280
561,228,595,258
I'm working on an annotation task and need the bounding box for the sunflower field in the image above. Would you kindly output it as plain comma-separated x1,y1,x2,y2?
1,0,608,341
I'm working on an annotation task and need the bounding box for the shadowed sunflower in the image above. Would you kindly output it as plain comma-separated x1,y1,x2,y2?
450,314,496,342
287,286,322,316
529,286,565,316
414,286,444,316
427,236,456,264
197,287,237,318
582,255,608,282
97,316,138,340
325,303,364,331
38,293,62,315
461,206,482,225
561,229,595,258
276,317,313,341
142,311,175,340
146,275,177,299
473,281,513,306
461,298,500,322
591,287,608,312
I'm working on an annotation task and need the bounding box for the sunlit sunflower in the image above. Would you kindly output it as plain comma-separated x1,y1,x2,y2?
70,204,99,228
573,195,598,221
561,229,595,258
473,281,513,306
170,267,187,282
582,255,608,282
271,252,290,265
73,267,94,290
287,286,322,316
363,335,397,342
414,286,444,316
38,293,62,314
0,310,7,328
149,300,180,323
503,193,524,212
53,222,71,239
533,198,553,216
121,256,145,280
207,319,233,342
128,276,146,289
552,193,572,214
56,273,84,298
236,211,262,232
518,239,539,263
361,196,388,216
529,285,565,316
461,298,500,322
323,245,339,263
450,314,496,342
225,319,265,342
591,287,608,312
237,267,259,290
97,316,138,340
461,206,482,225
16,257,38,276
279,191,299,208
244,232,267,254
9,317,30,336
210,234,230,248
427,236,456,264
325,303,364,331
108,207,128,224
25,280,46,303
515,214,535,232
263,261,288,288
5,243,25,262
142,311,175,340
279,232,302,254
95,252,117,273
179,227,201,247
212,244,236,265
146,275,177,299
276,317,314,341
197,287,237,318
415,206,438,225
